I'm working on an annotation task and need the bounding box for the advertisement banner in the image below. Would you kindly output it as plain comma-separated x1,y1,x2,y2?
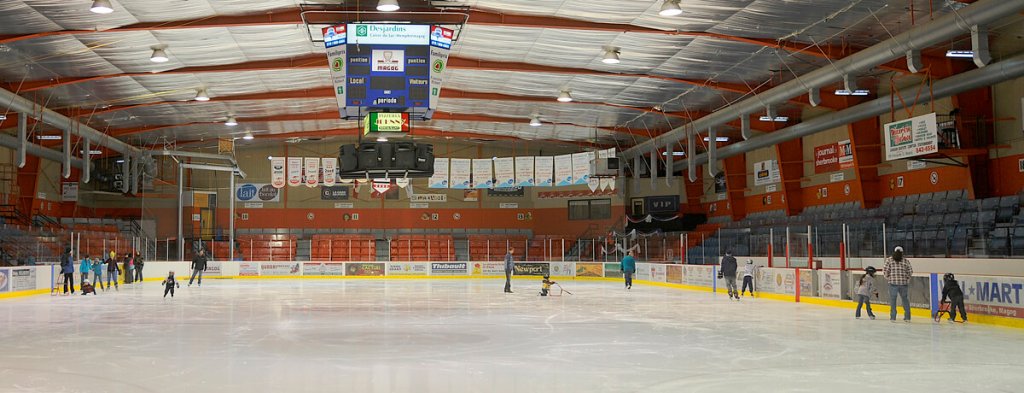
322,158,337,186
449,158,471,189
957,275,1024,319
753,159,781,186
10,268,35,291
346,263,385,276
548,262,574,277
388,262,430,276
515,156,535,187
838,140,854,168
493,157,516,188
287,157,303,187
236,183,281,203
536,156,554,187
271,157,286,188
320,186,350,200
604,263,623,278
322,25,347,122
410,194,446,203
427,26,454,110
884,112,938,161
666,265,683,284
576,263,604,277
204,262,223,276
571,152,593,186
554,154,573,186
0,268,8,292
649,264,667,283
363,112,410,134
636,264,651,281
261,262,301,276
430,262,467,276
239,262,259,276
683,265,714,287
818,270,842,299
814,143,840,173
471,262,505,276
429,158,450,189
471,158,493,189
303,262,345,276
513,263,549,276
62,183,78,202
304,157,320,187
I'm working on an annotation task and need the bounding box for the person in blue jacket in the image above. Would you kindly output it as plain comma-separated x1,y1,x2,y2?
59,247,75,295
79,254,91,288
621,250,636,290
91,257,105,291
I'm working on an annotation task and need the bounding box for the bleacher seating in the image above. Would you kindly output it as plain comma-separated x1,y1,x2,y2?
469,235,528,261
310,234,376,261
389,235,454,261
237,234,297,261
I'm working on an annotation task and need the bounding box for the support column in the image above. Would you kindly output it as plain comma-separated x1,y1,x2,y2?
848,115,882,209
722,153,747,222
177,164,184,260
229,173,235,262
775,138,804,216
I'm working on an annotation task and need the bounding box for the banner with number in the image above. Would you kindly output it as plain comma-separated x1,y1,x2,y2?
304,157,320,187
429,158,449,188
287,157,302,187
450,158,471,189
493,157,515,188
515,156,535,187
536,156,554,187
271,157,286,188
472,158,493,189
554,154,573,186
321,158,337,186
572,152,592,186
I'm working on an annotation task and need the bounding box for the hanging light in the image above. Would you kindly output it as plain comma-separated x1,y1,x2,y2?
194,89,210,101
703,136,729,142
242,134,254,140
602,48,621,64
758,116,789,122
945,50,974,58
90,0,114,14
557,90,573,103
225,116,238,126
659,0,683,17
376,0,400,12
150,48,169,63
529,116,542,127
376,136,389,142
834,89,870,96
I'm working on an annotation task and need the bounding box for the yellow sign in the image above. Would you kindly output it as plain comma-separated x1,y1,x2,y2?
363,113,410,135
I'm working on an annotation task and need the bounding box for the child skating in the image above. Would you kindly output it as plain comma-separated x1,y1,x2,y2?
161,271,180,298
741,259,756,297
80,279,97,295
941,273,968,323
855,266,878,319
539,275,555,296
91,257,105,291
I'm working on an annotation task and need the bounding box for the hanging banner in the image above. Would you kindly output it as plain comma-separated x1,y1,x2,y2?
304,157,320,187
753,159,781,186
515,156,535,187
600,178,613,191
554,154,573,186
493,157,515,188
598,148,616,159
472,158,493,189
571,152,592,186
322,158,337,186
429,158,449,188
287,157,302,187
271,157,286,188
372,180,392,194
536,156,554,187
449,158,471,189
884,112,938,161
322,25,347,119
395,178,410,189
428,26,454,112
587,177,600,192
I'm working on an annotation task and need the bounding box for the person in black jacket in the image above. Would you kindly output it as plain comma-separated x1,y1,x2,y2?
133,252,145,282
941,273,967,323
59,247,75,295
189,249,208,287
105,255,120,291
720,250,739,301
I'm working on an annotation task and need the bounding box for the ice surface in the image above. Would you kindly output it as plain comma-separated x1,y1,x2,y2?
1,279,1022,392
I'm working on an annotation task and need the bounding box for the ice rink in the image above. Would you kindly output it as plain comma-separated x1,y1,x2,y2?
2,278,1022,392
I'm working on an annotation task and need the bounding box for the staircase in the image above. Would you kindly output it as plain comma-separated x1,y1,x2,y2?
295,240,310,261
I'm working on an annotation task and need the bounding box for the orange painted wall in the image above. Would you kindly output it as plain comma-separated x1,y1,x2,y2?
801,180,864,207
744,191,788,214
988,153,1024,197
877,165,974,199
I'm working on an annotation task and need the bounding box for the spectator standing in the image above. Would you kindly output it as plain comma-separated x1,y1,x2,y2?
620,251,636,290
884,246,914,322
503,247,515,294
60,247,75,295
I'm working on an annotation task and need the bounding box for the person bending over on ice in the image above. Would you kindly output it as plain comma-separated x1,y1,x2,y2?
80,279,96,295
162,271,180,298
621,250,636,290
720,250,739,300
741,259,756,297
540,274,556,296
855,266,878,319
942,273,967,323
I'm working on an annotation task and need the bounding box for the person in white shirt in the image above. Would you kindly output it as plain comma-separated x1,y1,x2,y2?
741,259,756,297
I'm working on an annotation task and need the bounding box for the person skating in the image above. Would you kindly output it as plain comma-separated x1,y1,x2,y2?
741,259,756,297
122,253,134,284
91,256,105,291
884,246,913,322
189,249,208,286
941,273,967,323
133,252,144,283
503,247,515,293
78,254,91,287
720,250,739,300
539,274,556,296
621,250,636,290
855,266,879,320
105,254,120,291
161,271,180,298
59,247,75,295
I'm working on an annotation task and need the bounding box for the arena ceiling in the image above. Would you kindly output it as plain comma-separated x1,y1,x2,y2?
0,0,1013,154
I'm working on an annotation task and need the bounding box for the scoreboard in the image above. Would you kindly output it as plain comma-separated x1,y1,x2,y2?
323,24,454,120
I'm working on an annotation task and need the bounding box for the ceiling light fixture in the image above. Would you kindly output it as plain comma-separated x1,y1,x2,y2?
149,48,169,63
529,116,542,127
703,136,729,142
90,0,114,14
194,89,210,101
662,151,686,156
946,50,974,58
834,89,870,96
659,0,683,17
242,134,254,140
36,135,63,140
0,115,6,121
758,116,789,122
376,0,400,12
225,116,238,126
376,136,389,142
557,90,573,103
602,48,621,64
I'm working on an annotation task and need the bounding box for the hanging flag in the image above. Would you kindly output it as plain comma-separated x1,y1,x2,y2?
450,158,471,189
429,158,449,188
515,156,534,187
287,157,302,187
372,179,392,194
535,156,554,187
493,157,515,188
304,157,320,187
554,154,573,186
271,157,286,188
472,158,493,189
322,158,337,186
587,177,600,192
395,178,410,188
599,178,612,191
572,152,592,186
339,178,353,184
